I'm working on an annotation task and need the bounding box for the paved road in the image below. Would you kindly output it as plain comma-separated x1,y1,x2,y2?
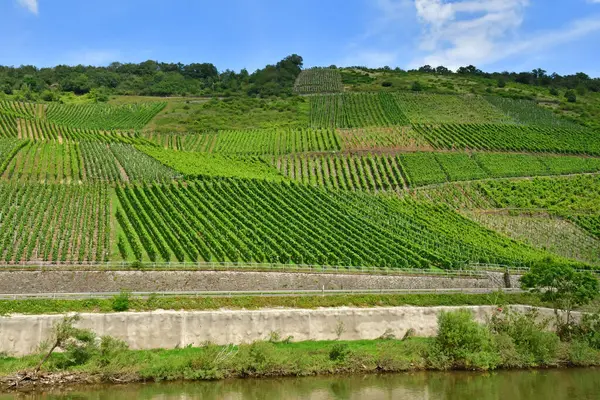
0,287,524,300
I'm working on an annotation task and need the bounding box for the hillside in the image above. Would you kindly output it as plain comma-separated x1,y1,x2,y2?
0,67,598,270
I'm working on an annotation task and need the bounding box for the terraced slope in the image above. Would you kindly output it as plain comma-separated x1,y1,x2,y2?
114,178,552,267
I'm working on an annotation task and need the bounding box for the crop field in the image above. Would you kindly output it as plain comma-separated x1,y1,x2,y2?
337,127,433,151
0,100,41,118
138,146,282,181
0,115,146,143
434,153,488,181
476,175,600,213
0,183,110,264
310,93,409,128
0,139,27,172
485,97,579,128
110,144,178,182
294,68,343,94
77,142,177,182
145,129,341,155
275,151,600,191
1,141,82,182
571,215,600,240
467,212,600,265
412,123,600,155
0,112,18,136
406,183,496,210
114,178,549,267
273,154,407,192
394,93,513,124
0,88,598,269
46,102,166,130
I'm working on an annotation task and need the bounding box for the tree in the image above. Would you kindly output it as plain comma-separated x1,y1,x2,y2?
497,78,506,88
411,81,423,92
521,259,599,329
35,314,91,372
565,90,577,103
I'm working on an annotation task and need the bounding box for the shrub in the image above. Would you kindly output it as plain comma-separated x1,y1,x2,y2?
238,341,283,375
433,310,499,370
565,90,577,103
53,329,98,369
411,81,423,92
573,312,600,349
489,309,559,365
549,87,559,96
329,343,351,362
97,336,129,367
497,78,506,88
112,291,131,312
567,340,599,366
381,81,393,87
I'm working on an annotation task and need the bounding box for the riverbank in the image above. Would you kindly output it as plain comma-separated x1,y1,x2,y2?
1,335,599,392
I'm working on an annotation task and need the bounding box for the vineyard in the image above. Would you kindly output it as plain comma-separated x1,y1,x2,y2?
46,102,166,130
467,212,600,265
0,182,110,264
144,129,341,155
114,178,551,267
310,93,409,128
484,96,580,127
1,141,82,182
412,123,600,155
394,93,513,124
294,68,343,94
337,127,432,151
0,89,597,269
274,152,600,191
138,146,282,181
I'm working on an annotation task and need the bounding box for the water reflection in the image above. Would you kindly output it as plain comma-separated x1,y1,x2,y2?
2,369,599,400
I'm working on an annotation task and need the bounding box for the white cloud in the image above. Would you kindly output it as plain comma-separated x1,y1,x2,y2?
409,0,600,70
17,0,38,15
411,0,529,69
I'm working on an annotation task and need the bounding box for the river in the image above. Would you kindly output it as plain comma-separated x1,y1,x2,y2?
1,369,598,399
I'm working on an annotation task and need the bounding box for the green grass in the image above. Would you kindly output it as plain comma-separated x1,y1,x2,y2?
0,292,549,315
147,96,310,133
396,93,513,124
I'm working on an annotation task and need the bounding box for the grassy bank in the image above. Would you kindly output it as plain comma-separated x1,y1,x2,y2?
0,292,553,315
1,308,599,390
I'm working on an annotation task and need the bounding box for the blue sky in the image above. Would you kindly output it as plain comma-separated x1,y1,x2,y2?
1,0,600,76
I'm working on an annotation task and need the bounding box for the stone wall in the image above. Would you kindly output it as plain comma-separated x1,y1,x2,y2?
0,270,519,294
0,305,552,356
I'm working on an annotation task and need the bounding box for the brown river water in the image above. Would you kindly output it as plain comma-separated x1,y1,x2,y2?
1,369,599,399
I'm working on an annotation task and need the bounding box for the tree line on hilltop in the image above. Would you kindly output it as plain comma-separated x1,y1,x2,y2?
1,54,598,102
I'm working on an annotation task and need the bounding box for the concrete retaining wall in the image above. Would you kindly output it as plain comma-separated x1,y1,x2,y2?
0,270,519,294
0,305,551,356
